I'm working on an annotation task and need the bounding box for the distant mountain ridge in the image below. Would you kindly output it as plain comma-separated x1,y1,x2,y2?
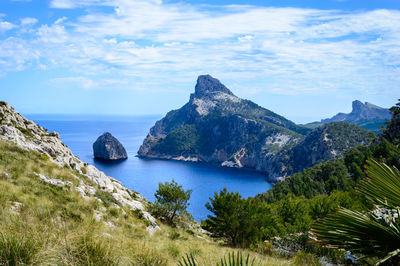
322,100,391,123
138,75,375,182
304,100,391,133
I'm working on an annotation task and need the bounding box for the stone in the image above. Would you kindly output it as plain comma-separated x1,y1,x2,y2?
93,132,128,161
0,102,160,233
138,75,375,183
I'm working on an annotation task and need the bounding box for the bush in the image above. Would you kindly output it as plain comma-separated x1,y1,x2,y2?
202,188,269,247
94,190,119,208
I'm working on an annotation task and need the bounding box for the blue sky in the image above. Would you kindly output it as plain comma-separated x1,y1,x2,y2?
0,0,399,123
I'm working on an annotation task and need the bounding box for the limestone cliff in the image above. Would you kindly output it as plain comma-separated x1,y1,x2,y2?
138,75,375,182
0,101,159,233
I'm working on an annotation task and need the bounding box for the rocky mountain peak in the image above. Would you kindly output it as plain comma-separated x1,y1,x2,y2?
321,100,391,124
351,100,364,112
194,75,234,97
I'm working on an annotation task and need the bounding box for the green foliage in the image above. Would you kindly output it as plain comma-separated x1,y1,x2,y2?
203,186,361,248
94,190,120,208
217,251,257,266
0,232,42,265
66,234,121,265
203,188,269,247
16,126,34,139
80,166,87,174
178,253,199,266
178,251,258,266
152,179,192,225
258,160,352,203
169,231,181,240
154,124,200,154
294,251,320,266
383,99,400,145
312,160,400,264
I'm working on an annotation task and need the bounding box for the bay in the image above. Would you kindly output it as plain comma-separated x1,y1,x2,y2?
26,114,272,221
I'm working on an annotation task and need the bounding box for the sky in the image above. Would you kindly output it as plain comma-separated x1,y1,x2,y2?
0,0,399,123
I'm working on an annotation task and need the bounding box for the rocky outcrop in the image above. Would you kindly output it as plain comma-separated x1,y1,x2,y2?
322,100,391,123
138,75,375,182
0,101,159,233
93,132,127,160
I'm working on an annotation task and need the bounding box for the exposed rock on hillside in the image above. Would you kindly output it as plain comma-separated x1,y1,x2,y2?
322,100,391,123
303,100,391,133
93,132,128,160
138,76,375,182
0,101,159,233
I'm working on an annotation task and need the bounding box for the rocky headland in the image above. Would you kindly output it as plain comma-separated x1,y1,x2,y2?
138,75,375,182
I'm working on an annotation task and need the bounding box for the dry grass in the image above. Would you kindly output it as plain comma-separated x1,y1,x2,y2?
0,140,292,265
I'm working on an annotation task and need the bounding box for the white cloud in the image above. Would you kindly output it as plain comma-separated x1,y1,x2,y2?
0,20,16,32
20,17,38,25
50,76,128,89
0,0,399,97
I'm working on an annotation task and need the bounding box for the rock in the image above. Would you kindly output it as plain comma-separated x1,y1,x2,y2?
93,132,128,161
322,100,391,123
138,75,375,182
35,173,73,187
304,100,391,134
0,102,160,233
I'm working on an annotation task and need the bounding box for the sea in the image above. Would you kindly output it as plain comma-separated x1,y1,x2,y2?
25,114,272,221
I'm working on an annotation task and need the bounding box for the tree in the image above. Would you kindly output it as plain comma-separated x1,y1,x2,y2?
202,188,269,247
312,160,400,265
383,99,400,145
153,179,192,225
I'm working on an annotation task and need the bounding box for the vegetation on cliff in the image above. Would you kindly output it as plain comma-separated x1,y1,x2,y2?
139,75,375,182
201,99,400,264
0,139,290,265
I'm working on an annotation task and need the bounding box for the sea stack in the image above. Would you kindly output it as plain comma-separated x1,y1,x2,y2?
93,132,128,161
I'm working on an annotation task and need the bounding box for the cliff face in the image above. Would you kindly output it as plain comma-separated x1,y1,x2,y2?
138,75,375,182
0,101,159,233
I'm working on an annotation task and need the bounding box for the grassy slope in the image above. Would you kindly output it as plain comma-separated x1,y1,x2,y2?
0,140,290,265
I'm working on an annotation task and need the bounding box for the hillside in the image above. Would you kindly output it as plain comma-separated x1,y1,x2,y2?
138,75,375,182
303,100,391,133
0,101,290,265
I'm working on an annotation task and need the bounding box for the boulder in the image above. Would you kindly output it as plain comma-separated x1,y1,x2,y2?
93,132,128,160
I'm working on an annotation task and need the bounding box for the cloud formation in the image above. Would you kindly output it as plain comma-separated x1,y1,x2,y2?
0,0,399,96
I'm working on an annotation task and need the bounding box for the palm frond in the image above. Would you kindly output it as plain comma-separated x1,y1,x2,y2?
178,253,199,266
216,251,256,266
312,160,400,263
312,208,400,259
358,159,400,208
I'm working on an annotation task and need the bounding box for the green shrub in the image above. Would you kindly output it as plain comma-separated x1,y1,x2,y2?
94,190,119,208
168,231,180,240
294,250,320,266
80,166,87,175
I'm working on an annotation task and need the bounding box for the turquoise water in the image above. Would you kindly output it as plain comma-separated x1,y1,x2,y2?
26,114,272,221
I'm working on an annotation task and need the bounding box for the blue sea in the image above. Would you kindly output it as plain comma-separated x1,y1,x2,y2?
25,114,272,221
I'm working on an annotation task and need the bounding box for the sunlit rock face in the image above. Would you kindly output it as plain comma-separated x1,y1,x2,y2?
138,76,375,183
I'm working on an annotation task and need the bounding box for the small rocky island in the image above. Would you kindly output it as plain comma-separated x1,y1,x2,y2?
93,132,128,161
